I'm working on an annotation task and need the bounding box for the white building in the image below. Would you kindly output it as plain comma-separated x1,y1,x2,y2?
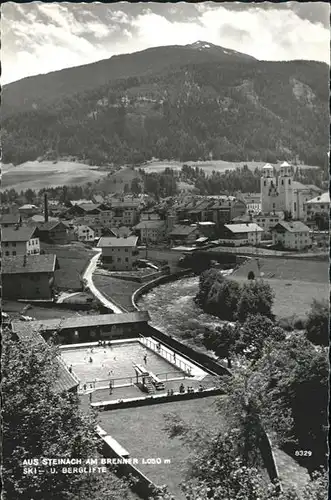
304,192,330,219
271,221,312,250
1,226,40,256
74,225,95,242
134,220,166,243
220,223,264,247
97,236,138,271
260,161,321,220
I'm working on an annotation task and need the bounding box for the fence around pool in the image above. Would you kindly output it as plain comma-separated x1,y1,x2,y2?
80,370,189,393
138,335,194,375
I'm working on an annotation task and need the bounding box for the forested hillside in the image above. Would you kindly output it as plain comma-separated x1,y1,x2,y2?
2,44,328,168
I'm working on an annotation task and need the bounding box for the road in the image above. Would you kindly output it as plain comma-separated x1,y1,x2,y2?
83,250,124,314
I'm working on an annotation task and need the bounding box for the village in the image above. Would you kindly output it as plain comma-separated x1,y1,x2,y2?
1,161,329,305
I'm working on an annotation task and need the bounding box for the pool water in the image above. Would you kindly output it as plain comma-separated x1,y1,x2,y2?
61,341,183,386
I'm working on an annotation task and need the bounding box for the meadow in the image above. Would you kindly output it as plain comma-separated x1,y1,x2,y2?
232,257,329,320
99,395,225,499
1,160,109,190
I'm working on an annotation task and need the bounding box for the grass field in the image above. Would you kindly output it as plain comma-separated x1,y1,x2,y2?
99,395,225,498
93,274,140,312
232,258,329,320
97,166,142,194
140,159,321,175
42,242,96,291
1,160,109,190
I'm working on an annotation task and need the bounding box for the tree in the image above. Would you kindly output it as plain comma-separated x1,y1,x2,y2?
131,177,141,195
2,328,132,500
234,315,286,363
236,280,274,322
305,299,329,346
203,323,238,368
253,335,329,472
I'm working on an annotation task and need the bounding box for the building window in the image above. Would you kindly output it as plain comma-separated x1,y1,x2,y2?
12,251,16,256
281,179,284,185
12,242,16,247
264,181,266,187
288,179,291,185
125,248,128,252
4,242,9,247
5,251,9,256
117,258,121,262
294,202,297,211
125,257,128,262
36,288,40,295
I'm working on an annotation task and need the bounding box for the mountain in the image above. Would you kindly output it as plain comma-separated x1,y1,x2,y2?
2,42,255,117
2,42,329,169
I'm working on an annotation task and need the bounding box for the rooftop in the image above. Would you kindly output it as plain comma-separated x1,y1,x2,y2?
1,226,37,242
306,192,330,204
0,213,21,224
272,221,311,233
19,204,39,210
36,220,65,231
97,236,138,248
11,311,151,334
225,223,264,233
169,225,198,236
134,220,165,230
2,254,59,274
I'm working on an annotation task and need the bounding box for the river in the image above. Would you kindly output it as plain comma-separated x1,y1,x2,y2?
137,275,230,345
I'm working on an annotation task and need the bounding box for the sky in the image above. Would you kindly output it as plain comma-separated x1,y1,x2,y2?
2,1,330,84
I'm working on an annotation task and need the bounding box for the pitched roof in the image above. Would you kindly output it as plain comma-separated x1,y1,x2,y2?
0,213,21,224
11,311,151,334
109,226,133,237
97,235,138,248
306,192,330,204
19,204,39,210
36,221,65,231
1,226,37,242
225,223,264,233
169,225,198,236
292,181,320,192
74,203,100,212
272,221,310,233
31,215,59,223
135,220,165,230
2,254,59,274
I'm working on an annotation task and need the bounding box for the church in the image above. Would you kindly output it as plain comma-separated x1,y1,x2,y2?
260,161,321,220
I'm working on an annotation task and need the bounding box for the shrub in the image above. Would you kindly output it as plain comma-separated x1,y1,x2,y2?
305,300,329,346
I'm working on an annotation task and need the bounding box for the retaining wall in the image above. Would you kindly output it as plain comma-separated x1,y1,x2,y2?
98,429,158,499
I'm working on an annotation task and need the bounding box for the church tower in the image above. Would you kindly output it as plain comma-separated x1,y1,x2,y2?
278,161,293,215
261,164,278,213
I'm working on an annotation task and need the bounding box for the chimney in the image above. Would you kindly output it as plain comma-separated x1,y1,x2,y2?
44,193,49,222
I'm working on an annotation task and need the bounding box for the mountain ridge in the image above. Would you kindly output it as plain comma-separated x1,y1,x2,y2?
2,43,328,169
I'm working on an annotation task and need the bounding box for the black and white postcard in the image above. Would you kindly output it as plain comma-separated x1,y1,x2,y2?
1,2,329,500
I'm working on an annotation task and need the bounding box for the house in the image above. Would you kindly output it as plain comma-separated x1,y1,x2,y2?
18,204,40,217
0,213,22,227
1,226,40,256
88,222,116,239
304,192,330,222
243,193,261,214
169,225,200,246
220,223,264,247
110,200,140,227
271,221,312,250
2,254,59,300
134,220,166,243
34,221,68,244
97,236,139,271
254,213,283,233
65,203,101,218
74,225,95,242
